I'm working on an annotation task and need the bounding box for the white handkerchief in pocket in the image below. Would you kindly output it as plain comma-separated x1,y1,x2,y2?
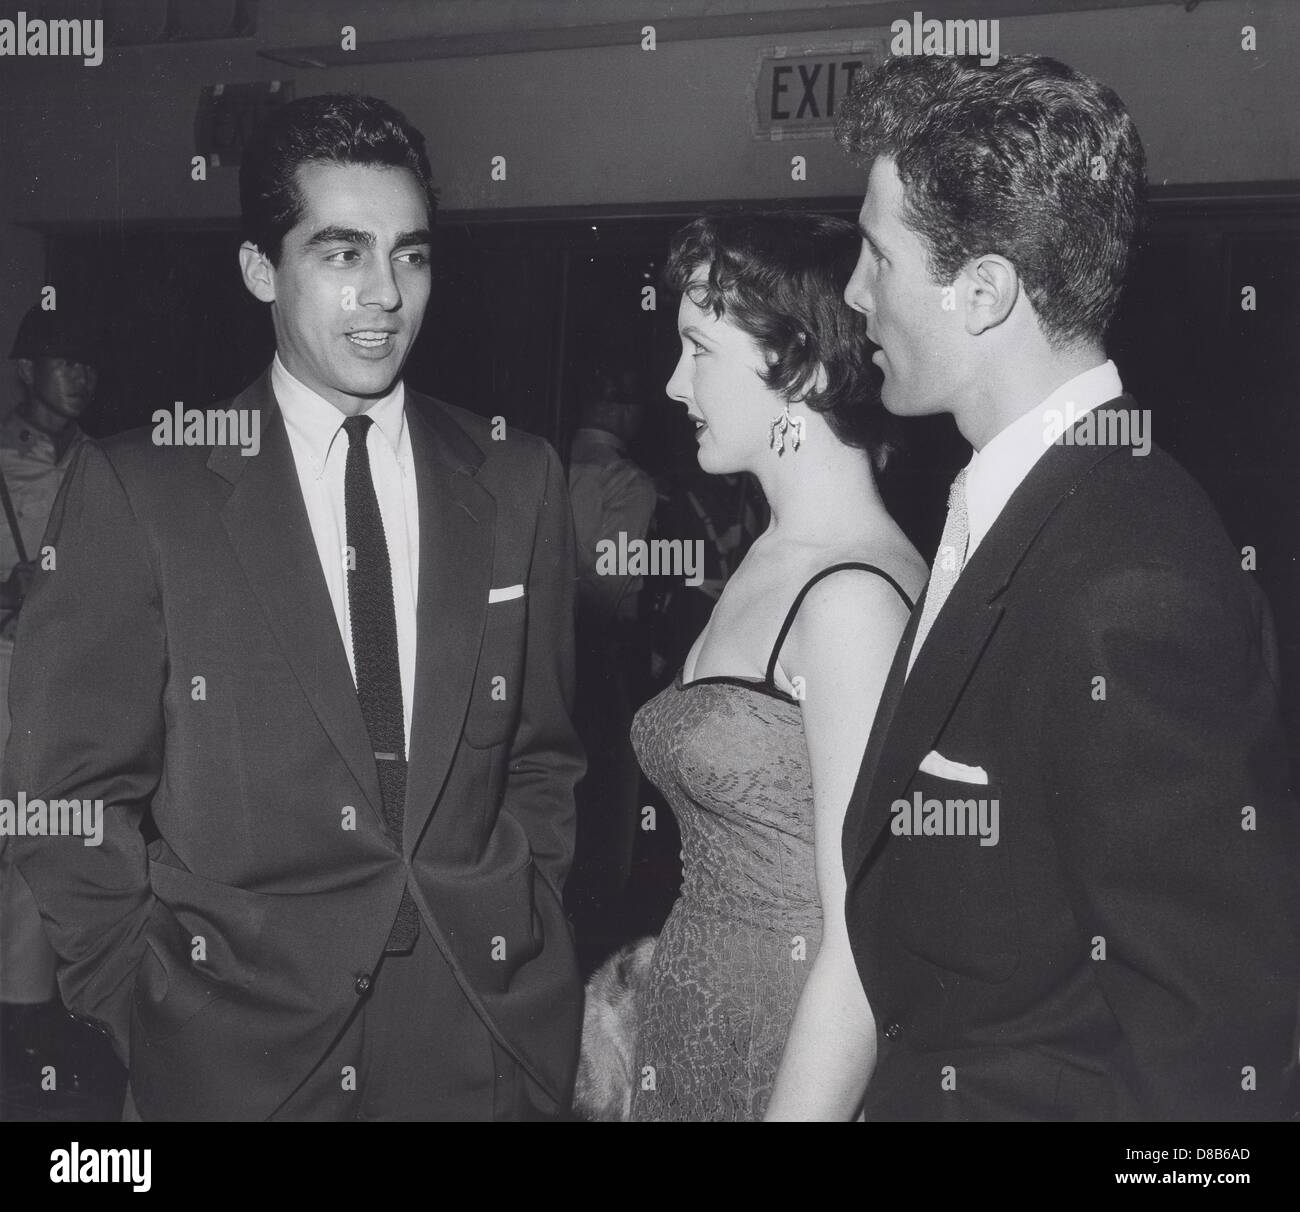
488,583,525,603
919,750,989,785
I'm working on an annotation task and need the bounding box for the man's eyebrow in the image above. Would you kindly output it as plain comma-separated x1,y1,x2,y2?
679,325,709,341
303,225,375,249
857,222,887,256
394,228,433,247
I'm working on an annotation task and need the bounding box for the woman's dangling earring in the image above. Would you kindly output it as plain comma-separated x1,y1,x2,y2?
768,403,806,455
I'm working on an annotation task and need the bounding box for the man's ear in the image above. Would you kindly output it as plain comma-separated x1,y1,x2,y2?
239,241,276,304
15,358,35,389
962,253,1018,336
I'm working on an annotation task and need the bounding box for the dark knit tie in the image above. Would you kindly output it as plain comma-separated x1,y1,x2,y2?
343,414,419,953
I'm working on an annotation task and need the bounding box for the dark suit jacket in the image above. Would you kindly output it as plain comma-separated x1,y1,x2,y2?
843,400,1300,1121
5,370,585,1120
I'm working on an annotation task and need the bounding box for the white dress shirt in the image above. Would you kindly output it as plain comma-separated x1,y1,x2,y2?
963,359,1124,560
272,355,420,758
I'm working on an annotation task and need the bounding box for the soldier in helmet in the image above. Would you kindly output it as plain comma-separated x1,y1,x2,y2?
0,303,98,628
0,301,100,1096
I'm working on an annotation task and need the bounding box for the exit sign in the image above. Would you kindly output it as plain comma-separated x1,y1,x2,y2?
751,42,885,140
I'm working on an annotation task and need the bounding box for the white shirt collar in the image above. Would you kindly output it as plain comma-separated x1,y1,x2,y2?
271,354,406,480
964,359,1123,557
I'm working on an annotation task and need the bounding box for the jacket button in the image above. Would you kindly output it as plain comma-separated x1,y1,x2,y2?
354,973,372,996
883,1020,903,1041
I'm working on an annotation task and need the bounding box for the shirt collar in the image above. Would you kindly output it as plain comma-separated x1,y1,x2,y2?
0,406,85,465
965,359,1123,555
271,354,406,479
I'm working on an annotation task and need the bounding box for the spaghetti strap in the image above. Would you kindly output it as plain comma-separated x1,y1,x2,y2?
764,562,915,688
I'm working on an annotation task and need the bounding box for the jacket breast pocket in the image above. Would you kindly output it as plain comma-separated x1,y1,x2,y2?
132,860,269,1044
464,594,527,749
881,774,1020,983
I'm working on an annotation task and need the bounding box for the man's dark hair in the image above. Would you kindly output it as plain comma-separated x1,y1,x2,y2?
240,93,438,264
665,210,896,469
835,54,1146,349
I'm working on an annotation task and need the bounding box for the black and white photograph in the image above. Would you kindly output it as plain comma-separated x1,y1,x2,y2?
0,0,1297,1187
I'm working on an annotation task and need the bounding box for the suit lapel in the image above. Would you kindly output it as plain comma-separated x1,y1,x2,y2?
846,401,1136,875
847,567,1007,871
402,397,497,854
211,372,385,827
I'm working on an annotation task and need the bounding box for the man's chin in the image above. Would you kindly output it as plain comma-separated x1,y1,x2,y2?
335,361,406,402
880,388,913,417
881,383,938,418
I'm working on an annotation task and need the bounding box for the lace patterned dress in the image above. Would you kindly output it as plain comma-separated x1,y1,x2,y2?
628,563,912,1121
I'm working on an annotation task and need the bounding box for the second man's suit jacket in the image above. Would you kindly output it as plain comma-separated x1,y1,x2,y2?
843,400,1300,1122
5,368,585,1120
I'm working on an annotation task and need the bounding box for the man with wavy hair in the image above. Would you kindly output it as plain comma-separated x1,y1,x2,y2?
837,54,1298,1121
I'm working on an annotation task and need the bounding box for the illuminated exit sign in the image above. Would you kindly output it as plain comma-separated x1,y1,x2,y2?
751,42,885,139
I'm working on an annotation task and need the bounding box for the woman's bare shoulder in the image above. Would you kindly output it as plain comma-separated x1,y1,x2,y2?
812,531,928,605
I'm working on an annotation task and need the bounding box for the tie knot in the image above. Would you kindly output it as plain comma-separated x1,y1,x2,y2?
342,414,373,447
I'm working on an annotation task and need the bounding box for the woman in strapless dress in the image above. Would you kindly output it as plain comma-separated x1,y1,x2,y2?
629,212,925,1121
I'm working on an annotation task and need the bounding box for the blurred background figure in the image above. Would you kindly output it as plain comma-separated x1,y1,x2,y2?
569,370,657,625
0,301,119,1117
0,302,97,625
566,369,657,972
644,460,766,687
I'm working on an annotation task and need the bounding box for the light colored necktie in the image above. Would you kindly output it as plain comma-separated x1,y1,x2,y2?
906,467,969,678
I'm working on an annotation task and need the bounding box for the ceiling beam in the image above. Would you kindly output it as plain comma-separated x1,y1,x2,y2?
259,0,1220,68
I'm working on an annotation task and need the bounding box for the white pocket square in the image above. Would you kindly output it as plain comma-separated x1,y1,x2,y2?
918,750,989,785
488,584,524,603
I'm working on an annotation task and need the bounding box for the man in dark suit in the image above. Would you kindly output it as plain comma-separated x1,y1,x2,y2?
836,55,1299,1120
4,94,583,1120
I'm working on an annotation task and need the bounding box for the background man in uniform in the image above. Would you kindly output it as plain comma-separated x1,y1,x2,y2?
566,372,656,969
0,303,101,1106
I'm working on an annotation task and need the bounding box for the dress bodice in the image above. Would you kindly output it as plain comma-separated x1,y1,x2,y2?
628,562,915,1120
